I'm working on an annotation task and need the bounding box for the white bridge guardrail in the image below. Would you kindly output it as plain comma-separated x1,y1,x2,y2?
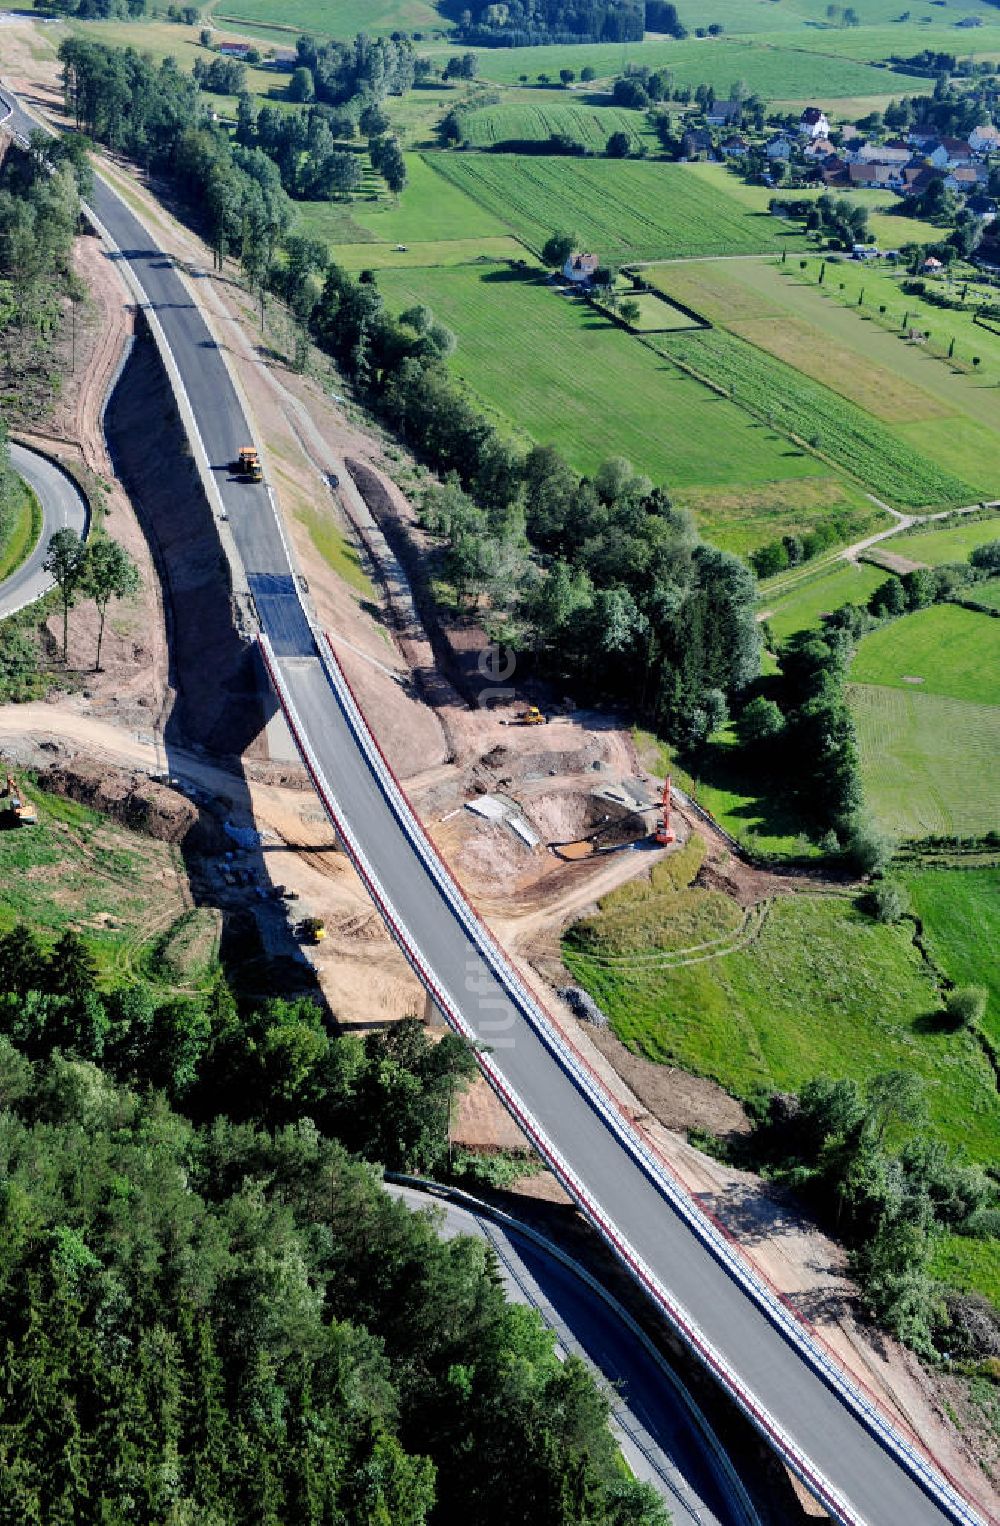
3,81,977,1526
0,81,940,1524
259,633,861,1526
263,632,986,1526
309,631,988,1526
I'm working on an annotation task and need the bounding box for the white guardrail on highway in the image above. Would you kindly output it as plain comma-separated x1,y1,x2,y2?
262,630,986,1526
3,81,981,1526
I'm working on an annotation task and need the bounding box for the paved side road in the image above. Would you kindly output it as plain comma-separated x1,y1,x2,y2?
0,83,985,1526
386,1180,758,1526
1,442,89,619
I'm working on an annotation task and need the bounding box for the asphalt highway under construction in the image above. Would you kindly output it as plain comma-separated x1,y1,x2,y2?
1,85,991,1526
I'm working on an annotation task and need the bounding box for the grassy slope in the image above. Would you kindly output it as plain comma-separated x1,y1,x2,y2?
657,327,976,508
460,100,654,151
849,685,1000,838
373,263,838,517
904,868,1000,1048
446,36,927,98
0,784,218,995
649,256,1000,503
762,560,888,639
849,604,1000,705
0,477,42,583
208,0,444,36
565,893,1000,1161
890,516,1000,566
425,153,810,260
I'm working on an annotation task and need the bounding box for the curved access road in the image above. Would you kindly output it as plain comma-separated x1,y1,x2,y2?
1,84,987,1526
1,442,88,619
386,1177,758,1526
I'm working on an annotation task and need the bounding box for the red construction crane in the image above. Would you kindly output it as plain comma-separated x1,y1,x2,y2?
654,775,675,846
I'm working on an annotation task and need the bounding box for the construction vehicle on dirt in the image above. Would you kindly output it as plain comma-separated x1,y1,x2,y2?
1,773,38,827
520,706,548,726
296,916,326,945
234,446,262,482
654,775,675,846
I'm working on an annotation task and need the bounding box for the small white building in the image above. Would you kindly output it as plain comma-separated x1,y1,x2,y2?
563,252,600,284
799,107,830,139
766,135,792,161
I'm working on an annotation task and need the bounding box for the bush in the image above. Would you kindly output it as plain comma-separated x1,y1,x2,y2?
864,880,908,924
944,986,988,1031
845,819,892,877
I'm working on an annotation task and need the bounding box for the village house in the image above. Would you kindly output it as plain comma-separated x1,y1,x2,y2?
563,252,600,284
854,141,912,167
720,134,750,158
681,128,714,160
218,41,250,57
969,122,1000,156
925,137,973,170
849,162,905,189
902,165,939,198
798,106,830,139
766,134,792,160
945,163,989,194
804,136,837,160
706,99,743,128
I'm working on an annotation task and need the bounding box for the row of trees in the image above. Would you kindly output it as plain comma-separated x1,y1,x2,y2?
0,923,668,1523
59,40,294,288
44,526,139,669
300,256,760,739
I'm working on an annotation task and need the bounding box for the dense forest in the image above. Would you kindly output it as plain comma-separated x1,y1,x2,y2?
0,127,89,417
450,0,644,46
0,926,669,1523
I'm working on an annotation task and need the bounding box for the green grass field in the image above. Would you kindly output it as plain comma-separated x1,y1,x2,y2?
438,36,927,98
849,685,1000,838
848,605,1000,840
208,0,445,38
904,868,1000,1048
890,515,1000,567
373,263,850,537
460,100,653,151
564,892,1000,1162
930,1234,1000,1310
850,604,1000,706
321,236,528,271
657,326,976,508
970,579,1000,611
0,477,42,584
66,16,278,95
762,559,888,639
426,154,809,261
0,784,218,995
649,257,1000,504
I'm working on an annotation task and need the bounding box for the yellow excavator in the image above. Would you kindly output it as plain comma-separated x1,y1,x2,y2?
1,772,37,827
296,916,326,945
234,446,262,482
519,706,548,726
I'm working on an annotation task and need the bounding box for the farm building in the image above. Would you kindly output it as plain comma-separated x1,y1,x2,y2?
563,253,600,284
